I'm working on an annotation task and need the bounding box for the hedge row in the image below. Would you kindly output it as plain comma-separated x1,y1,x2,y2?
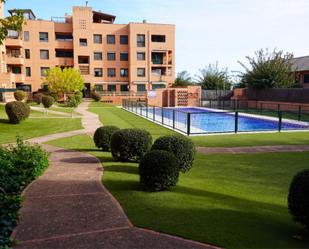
0,138,49,248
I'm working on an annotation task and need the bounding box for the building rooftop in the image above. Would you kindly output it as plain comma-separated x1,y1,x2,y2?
93,10,116,23
291,56,309,72
8,9,36,20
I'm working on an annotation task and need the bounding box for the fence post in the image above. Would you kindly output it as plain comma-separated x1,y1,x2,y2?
161,108,164,124
135,102,138,113
235,111,239,133
173,109,175,129
140,103,142,116
278,111,282,132
260,103,263,115
153,106,155,121
146,103,148,118
187,113,191,135
210,100,212,108
298,105,302,121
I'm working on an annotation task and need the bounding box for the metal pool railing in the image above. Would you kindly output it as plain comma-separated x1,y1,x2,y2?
122,99,309,136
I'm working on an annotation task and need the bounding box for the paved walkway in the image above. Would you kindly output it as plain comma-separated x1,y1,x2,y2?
13,101,217,249
197,145,309,154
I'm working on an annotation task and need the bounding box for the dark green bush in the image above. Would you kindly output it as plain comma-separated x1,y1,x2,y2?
5,101,30,124
14,90,26,101
288,170,309,230
94,126,120,151
66,92,82,107
0,137,49,248
111,128,152,162
42,95,54,108
152,135,196,173
33,92,43,104
139,150,179,192
92,92,101,102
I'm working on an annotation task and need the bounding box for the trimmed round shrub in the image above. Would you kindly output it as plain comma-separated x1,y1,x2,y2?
288,170,309,229
14,90,26,101
5,101,30,124
92,92,101,102
152,135,196,173
94,126,120,151
42,95,54,108
111,128,152,162
33,92,43,104
139,150,179,192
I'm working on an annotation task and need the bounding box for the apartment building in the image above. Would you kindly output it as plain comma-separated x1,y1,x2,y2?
0,4,175,98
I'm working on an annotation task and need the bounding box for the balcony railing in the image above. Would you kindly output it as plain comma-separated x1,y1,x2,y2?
97,91,146,97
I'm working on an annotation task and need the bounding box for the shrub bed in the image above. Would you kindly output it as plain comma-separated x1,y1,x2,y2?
288,170,309,230
5,101,30,124
94,126,120,151
33,92,43,104
139,150,179,192
152,135,196,173
42,95,54,108
66,92,83,107
14,90,26,101
0,138,49,248
111,128,152,162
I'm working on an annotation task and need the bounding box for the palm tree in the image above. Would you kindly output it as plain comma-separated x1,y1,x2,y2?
173,71,192,86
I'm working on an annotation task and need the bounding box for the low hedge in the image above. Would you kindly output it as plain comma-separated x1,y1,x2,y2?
5,101,30,124
139,150,179,192
42,95,54,108
14,90,26,101
94,126,120,151
0,138,49,248
288,170,309,230
33,92,43,104
92,92,101,102
152,135,196,173
111,128,152,162
66,92,83,107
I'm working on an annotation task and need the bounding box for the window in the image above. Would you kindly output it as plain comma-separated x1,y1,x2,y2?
56,50,73,58
24,31,29,41
120,68,128,77
16,83,31,92
304,74,309,84
78,56,89,64
55,33,73,41
137,68,146,77
107,35,115,44
120,35,128,44
93,34,102,44
39,32,48,42
107,52,116,61
120,84,129,91
107,68,116,77
95,84,103,92
79,38,87,46
151,35,166,43
25,49,30,59
94,52,103,60
40,67,49,77
94,68,103,77
26,67,31,77
137,52,146,61
120,52,128,61
137,34,145,47
12,66,22,74
40,50,49,60
137,84,146,92
108,84,116,92
152,84,166,90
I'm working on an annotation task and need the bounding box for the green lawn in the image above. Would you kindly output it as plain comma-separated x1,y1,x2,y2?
0,104,82,144
89,102,309,147
47,134,309,249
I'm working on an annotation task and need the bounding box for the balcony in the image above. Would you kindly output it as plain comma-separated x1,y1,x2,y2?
6,55,24,65
13,74,25,82
55,57,74,67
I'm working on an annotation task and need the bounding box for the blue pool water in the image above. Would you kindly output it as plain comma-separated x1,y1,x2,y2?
145,107,309,134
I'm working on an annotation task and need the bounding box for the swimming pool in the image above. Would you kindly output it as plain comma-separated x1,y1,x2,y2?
123,102,309,135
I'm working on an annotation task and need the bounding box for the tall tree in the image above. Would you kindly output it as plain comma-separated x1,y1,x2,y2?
173,71,192,86
239,49,295,89
43,67,85,96
0,1,24,44
196,63,231,90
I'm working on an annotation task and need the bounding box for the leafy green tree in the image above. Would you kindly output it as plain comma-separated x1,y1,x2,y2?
0,1,24,44
239,49,295,89
43,67,85,97
196,63,231,90
173,71,192,86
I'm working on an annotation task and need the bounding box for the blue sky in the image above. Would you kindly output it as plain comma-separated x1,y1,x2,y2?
5,0,309,78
